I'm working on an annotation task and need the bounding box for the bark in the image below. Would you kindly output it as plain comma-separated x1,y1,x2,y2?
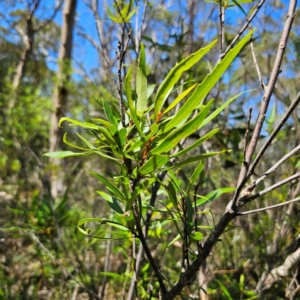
12,17,34,90
10,1,40,109
49,0,77,198
257,246,300,296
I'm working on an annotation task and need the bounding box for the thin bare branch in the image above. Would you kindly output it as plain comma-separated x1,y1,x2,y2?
218,0,225,56
256,247,300,292
247,144,300,192
231,0,297,210
242,172,300,205
116,30,132,127
250,35,266,89
248,92,300,177
220,0,265,60
34,0,63,31
91,0,114,78
132,201,167,296
243,106,252,167
238,196,300,215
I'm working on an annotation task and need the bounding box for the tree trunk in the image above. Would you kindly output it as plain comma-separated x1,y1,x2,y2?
49,0,77,198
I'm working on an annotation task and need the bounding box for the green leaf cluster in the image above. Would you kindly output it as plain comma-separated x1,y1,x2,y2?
45,31,253,242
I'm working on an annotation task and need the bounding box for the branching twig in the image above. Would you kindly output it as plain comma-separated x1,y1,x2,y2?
116,30,132,127
35,0,63,32
245,144,300,193
248,92,300,177
242,172,300,205
132,202,167,296
231,0,297,210
219,0,265,60
250,36,266,89
163,1,298,298
90,0,115,78
256,247,300,293
243,106,252,167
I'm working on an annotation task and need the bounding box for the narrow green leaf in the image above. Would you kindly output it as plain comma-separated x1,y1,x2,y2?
136,68,148,112
205,187,236,202
187,161,204,193
44,151,92,158
196,187,235,206
91,172,127,202
190,232,204,242
76,133,96,149
154,40,217,118
59,117,100,130
62,133,89,150
165,151,229,170
166,182,179,211
144,123,158,142
139,155,169,175
147,84,156,99
201,90,254,128
167,234,181,247
97,191,124,214
163,30,254,132
136,43,147,113
125,68,144,136
118,128,127,148
126,138,143,153
171,128,219,158
231,0,247,16
217,280,234,300
186,196,194,232
94,126,118,146
77,218,130,237
99,272,124,281
150,100,213,155
139,42,146,72
94,150,121,162
103,98,118,127
163,84,197,115
124,9,136,22
91,117,110,127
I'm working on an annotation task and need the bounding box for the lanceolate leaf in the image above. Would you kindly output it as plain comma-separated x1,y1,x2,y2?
187,161,204,193
76,133,96,149
91,172,127,202
63,133,89,150
150,100,213,155
59,117,117,146
163,84,197,115
171,128,219,158
59,117,100,130
136,68,148,112
77,218,130,238
147,84,156,99
154,40,217,118
139,155,169,175
164,30,254,132
136,43,148,113
94,150,121,162
103,98,118,127
97,191,124,214
196,187,236,206
125,68,144,136
44,150,92,158
200,90,254,127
